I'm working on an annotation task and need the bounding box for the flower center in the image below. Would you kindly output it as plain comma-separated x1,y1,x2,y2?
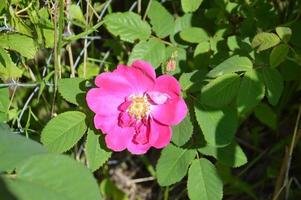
128,95,150,120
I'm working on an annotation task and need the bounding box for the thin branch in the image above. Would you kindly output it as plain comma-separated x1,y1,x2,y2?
98,0,112,21
143,0,152,21
17,87,39,133
131,176,155,184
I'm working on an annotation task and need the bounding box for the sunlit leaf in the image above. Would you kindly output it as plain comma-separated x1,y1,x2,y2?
41,111,87,153
187,158,223,200
156,144,196,186
104,12,151,43
128,39,165,68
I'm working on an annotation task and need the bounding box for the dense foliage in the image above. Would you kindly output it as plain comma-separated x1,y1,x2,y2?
1,0,301,199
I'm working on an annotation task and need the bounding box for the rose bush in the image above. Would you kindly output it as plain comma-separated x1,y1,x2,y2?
87,60,187,154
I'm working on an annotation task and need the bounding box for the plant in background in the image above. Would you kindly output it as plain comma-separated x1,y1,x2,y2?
0,0,301,200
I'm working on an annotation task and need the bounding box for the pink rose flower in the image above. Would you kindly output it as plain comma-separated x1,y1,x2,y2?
86,60,188,154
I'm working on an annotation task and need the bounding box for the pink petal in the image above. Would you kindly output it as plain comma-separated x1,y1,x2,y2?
147,91,170,105
127,141,151,155
105,126,134,152
115,64,155,93
95,71,134,97
151,120,172,149
94,114,118,134
86,88,124,116
153,75,181,98
151,98,188,125
126,120,158,155
131,60,156,81
118,112,136,127
118,100,132,111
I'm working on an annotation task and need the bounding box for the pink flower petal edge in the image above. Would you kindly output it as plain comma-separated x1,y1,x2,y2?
86,60,188,155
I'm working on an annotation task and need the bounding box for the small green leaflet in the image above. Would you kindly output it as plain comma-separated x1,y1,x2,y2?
0,48,22,80
85,129,112,172
172,113,193,147
201,73,241,108
2,154,101,200
0,87,9,113
148,1,175,38
251,32,280,52
207,55,253,77
78,62,100,79
69,4,86,28
100,178,128,200
199,142,248,168
254,103,277,130
0,33,38,58
128,38,165,68
258,68,284,105
187,158,223,200
180,27,209,43
194,41,210,56
194,103,238,147
104,12,151,43
179,71,199,91
156,144,196,186
174,14,193,34
269,44,289,68
236,69,265,116
276,26,292,42
181,0,204,13
41,111,87,153
58,78,86,106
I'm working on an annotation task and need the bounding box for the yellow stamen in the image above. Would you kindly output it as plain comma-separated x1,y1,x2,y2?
128,96,150,120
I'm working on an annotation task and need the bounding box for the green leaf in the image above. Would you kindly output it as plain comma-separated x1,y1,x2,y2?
180,27,209,43
254,103,277,130
34,8,55,48
0,87,9,113
174,14,193,33
199,142,248,167
172,113,194,146
0,48,23,80
251,32,280,52
187,158,223,200
0,33,38,58
276,26,292,42
194,104,238,147
269,44,289,68
194,41,210,56
258,68,284,105
100,178,128,200
128,38,165,68
181,0,204,13
148,1,175,38
227,35,240,51
69,4,86,27
236,69,265,116
78,62,100,79
104,12,151,43
41,111,87,153
156,144,196,186
85,129,112,172
207,55,253,77
58,78,86,105
2,154,101,200
201,73,241,108
0,125,47,172
179,71,198,91
209,29,227,54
